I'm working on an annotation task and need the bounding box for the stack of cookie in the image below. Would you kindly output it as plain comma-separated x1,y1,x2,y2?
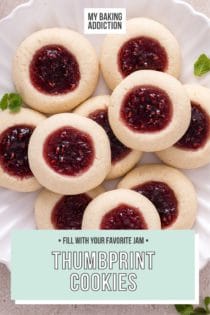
1,18,209,230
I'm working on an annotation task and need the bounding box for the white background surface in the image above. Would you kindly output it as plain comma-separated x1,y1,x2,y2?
0,1,209,314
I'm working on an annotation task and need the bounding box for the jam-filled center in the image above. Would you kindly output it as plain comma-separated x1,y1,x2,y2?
133,181,178,228
121,85,172,132
44,126,95,176
0,124,34,178
118,36,168,77
51,193,92,229
175,102,209,150
100,203,148,229
88,109,131,163
30,44,80,95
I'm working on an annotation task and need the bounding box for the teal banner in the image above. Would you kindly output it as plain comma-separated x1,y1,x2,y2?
11,230,197,303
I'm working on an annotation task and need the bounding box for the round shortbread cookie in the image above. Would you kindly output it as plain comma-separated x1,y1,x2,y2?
108,70,191,152
35,186,104,229
156,84,210,169
28,113,111,195
13,28,99,114
118,164,197,229
74,95,142,179
82,188,161,230
100,17,181,90
0,108,45,192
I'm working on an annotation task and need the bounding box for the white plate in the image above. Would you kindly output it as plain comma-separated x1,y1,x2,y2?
0,0,210,270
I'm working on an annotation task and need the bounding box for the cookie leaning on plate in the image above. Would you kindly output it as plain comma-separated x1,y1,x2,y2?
13,28,99,114
118,164,197,229
156,84,210,169
0,108,45,192
108,70,191,152
74,95,142,179
82,189,161,230
100,17,181,90
28,113,111,195
35,186,104,230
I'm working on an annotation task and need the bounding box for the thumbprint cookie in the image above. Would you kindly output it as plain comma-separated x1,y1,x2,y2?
118,164,197,229
82,189,161,230
100,17,181,89
13,28,99,114
74,95,142,179
108,70,191,152
156,85,210,169
0,108,45,192
35,186,104,229
28,113,111,195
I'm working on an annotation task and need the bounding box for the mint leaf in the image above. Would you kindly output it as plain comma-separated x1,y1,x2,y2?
0,93,22,112
194,307,207,314
0,93,8,110
194,54,210,76
175,304,194,314
8,93,22,112
8,102,21,112
175,297,210,315
204,297,210,312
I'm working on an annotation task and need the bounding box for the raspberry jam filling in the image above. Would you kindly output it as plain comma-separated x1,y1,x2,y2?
30,45,80,95
44,127,95,176
175,102,209,150
100,203,148,229
118,36,168,77
88,109,131,163
121,85,172,132
133,181,178,228
0,124,34,178
51,193,92,229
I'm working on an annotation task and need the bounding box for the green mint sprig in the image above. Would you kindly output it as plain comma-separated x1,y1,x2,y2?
0,93,22,113
194,54,210,77
175,296,210,315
